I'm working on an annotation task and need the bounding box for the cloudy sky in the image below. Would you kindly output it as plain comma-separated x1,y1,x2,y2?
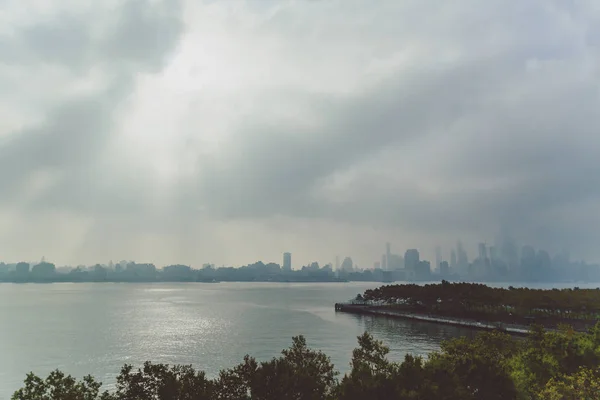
1,0,599,268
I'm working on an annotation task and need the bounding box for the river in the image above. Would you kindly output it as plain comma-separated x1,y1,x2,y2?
0,281,596,398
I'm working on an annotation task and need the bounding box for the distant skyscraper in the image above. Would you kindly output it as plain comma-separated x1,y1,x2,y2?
335,256,340,271
417,260,431,280
498,231,518,272
374,261,381,270
456,240,468,273
489,246,498,261
404,249,420,270
451,250,457,270
283,252,292,271
386,242,391,271
478,243,487,261
341,257,354,272
387,254,404,270
440,261,450,276
521,245,535,269
381,254,387,270
435,246,442,271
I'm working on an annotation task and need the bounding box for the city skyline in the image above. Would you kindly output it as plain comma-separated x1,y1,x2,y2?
2,1,600,267
0,234,586,273
2,235,597,284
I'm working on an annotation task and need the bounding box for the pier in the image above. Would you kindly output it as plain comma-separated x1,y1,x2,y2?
334,303,530,336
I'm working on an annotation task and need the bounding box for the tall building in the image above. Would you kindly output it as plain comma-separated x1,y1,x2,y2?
521,245,536,275
404,249,420,270
478,243,487,261
386,242,391,271
404,249,420,281
450,250,457,270
341,257,354,272
381,254,387,271
283,252,292,271
456,241,469,274
15,262,30,276
388,254,404,270
435,246,442,271
440,261,450,276
489,246,498,261
498,232,519,273
417,260,431,280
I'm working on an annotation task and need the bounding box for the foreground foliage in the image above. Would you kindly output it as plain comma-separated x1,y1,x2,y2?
13,324,600,400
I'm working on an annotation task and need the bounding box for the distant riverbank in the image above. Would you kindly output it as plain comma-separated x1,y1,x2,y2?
0,278,350,284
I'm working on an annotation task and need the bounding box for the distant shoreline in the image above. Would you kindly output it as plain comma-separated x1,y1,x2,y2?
2,279,598,285
0,279,355,284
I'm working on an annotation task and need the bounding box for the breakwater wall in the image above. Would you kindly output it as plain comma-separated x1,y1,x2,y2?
334,303,530,336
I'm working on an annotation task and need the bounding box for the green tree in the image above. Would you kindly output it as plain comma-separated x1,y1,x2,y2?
537,367,600,400
337,332,441,400
337,332,393,400
215,335,337,400
430,331,519,399
11,370,112,400
213,355,256,400
113,362,213,400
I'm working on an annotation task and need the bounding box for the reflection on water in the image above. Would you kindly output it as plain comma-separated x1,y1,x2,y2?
0,282,514,397
346,313,478,360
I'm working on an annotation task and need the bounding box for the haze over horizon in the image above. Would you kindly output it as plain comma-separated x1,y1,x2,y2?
1,0,599,267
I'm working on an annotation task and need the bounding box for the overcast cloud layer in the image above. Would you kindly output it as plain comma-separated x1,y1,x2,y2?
1,0,599,268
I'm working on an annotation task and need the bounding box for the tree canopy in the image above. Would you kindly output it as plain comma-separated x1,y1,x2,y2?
13,323,600,400
360,281,600,330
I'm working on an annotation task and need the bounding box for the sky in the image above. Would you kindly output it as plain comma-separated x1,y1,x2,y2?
1,0,599,268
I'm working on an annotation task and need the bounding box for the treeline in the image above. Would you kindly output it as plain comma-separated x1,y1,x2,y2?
13,324,600,399
361,281,600,329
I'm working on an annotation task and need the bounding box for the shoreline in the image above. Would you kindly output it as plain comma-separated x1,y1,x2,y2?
335,304,532,336
0,278,353,284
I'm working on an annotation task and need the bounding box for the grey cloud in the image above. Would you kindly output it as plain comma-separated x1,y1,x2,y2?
102,0,184,71
193,53,538,218
0,93,113,193
2,0,600,265
2,0,183,71
184,1,600,260
0,0,185,216
19,15,92,68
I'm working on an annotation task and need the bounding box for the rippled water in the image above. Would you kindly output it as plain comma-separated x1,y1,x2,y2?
1,281,591,398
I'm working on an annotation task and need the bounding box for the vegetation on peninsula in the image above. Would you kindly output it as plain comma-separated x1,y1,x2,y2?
358,281,600,331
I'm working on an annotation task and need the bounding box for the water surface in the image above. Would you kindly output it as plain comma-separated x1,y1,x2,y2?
1,281,589,398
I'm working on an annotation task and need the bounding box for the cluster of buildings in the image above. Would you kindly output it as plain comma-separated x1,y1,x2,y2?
0,258,344,283
359,239,600,283
352,245,434,281
1,238,598,283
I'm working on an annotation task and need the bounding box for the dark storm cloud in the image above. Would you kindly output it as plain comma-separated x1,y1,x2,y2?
185,0,600,259
193,53,543,219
